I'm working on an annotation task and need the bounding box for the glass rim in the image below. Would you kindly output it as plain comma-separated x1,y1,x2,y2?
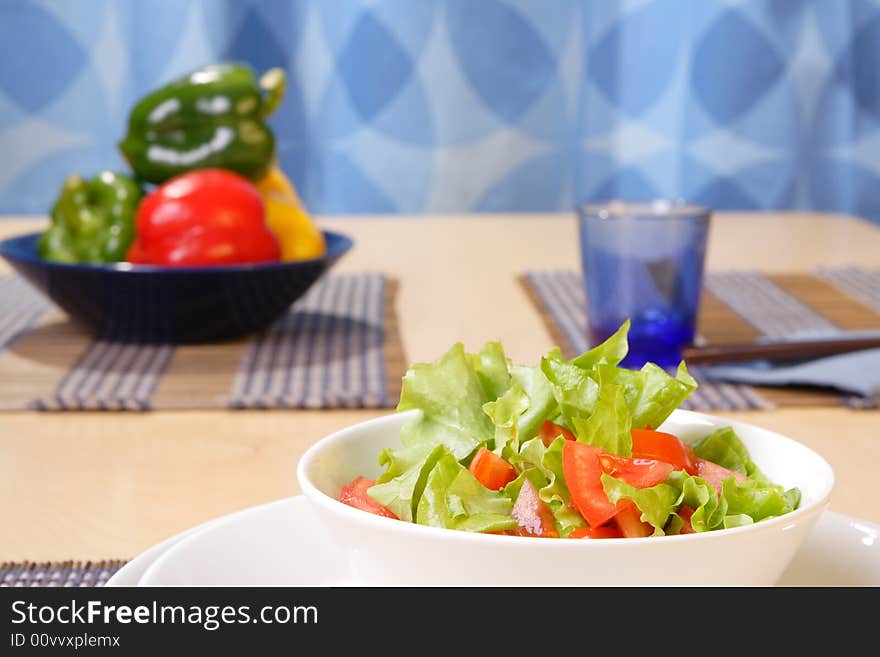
578,199,710,219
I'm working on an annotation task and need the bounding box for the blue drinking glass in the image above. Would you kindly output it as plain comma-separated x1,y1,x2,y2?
578,201,711,369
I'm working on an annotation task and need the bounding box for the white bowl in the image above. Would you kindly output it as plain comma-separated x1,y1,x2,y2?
297,409,834,586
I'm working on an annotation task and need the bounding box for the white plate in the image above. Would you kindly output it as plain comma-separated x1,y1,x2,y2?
106,514,234,586
138,496,880,586
106,532,197,587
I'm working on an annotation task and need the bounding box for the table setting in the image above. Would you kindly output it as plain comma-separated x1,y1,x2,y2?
2,1,880,595
3,210,880,588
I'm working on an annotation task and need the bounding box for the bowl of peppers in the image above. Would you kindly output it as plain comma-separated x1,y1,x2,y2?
0,63,353,343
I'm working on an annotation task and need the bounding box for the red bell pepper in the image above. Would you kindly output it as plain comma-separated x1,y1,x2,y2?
126,168,281,266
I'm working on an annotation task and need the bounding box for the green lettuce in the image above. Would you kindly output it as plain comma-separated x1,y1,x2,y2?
665,467,800,533
508,364,558,443
665,471,725,532
601,474,680,535
692,427,769,482
397,342,494,460
483,363,558,458
571,382,632,456
482,382,530,458
721,477,800,522
468,341,511,401
594,361,697,429
540,356,600,426
500,467,550,506
571,319,630,370
723,514,755,529
367,444,447,522
416,453,517,533
691,426,801,516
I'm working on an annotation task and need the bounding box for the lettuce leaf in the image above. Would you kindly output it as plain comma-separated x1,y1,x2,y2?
664,468,800,533
571,319,630,370
468,341,511,402
601,474,680,535
483,363,558,459
482,382,530,458
571,382,632,456
509,364,558,444
540,356,600,426
500,467,549,506
692,427,770,483
691,426,801,518
367,444,447,522
721,477,799,522
397,342,494,460
723,514,755,529
415,453,517,533
599,468,789,536
594,361,697,429
665,470,725,532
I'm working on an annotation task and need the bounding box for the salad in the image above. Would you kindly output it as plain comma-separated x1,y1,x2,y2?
339,321,801,539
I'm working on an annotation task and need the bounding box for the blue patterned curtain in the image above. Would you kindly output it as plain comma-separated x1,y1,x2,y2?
1,0,880,222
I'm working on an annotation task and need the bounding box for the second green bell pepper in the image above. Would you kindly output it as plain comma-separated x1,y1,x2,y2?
118,62,286,184
38,171,142,264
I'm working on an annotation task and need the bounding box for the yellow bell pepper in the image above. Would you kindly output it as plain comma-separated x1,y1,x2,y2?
255,167,326,260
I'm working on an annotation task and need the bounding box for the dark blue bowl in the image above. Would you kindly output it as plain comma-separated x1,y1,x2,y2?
0,231,353,343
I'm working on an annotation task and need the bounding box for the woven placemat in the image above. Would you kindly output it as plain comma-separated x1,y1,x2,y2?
1,561,125,587
522,268,880,411
0,273,406,411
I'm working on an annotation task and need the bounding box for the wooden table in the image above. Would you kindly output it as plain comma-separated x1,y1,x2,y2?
1,212,878,561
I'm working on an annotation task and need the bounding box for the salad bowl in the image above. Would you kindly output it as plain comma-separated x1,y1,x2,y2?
297,409,834,586
0,230,353,343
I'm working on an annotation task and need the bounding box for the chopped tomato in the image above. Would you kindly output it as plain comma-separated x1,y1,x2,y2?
613,500,652,538
562,441,618,528
631,428,698,475
539,420,575,447
695,458,748,495
512,478,559,538
338,476,399,519
569,524,623,539
468,447,517,491
598,453,675,488
678,506,696,534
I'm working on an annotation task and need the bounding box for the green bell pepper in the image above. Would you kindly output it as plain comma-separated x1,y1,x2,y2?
118,62,286,184
38,171,142,264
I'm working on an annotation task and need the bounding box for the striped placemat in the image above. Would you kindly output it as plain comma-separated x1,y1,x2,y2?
521,268,880,411
1,561,125,587
0,273,405,411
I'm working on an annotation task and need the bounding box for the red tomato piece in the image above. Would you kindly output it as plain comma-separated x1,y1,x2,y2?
678,506,696,534
613,500,652,538
468,447,517,491
339,476,399,519
695,458,748,496
540,420,576,447
631,428,698,475
598,453,675,488
512,478,559,538
568,525,623,539
562,441,618,528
